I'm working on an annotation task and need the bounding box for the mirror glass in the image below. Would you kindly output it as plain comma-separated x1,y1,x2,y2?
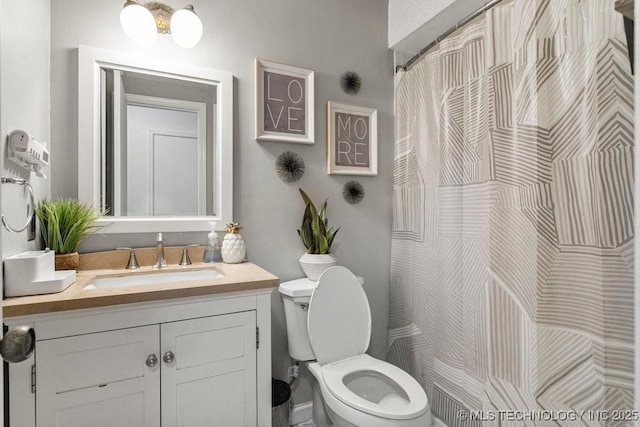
78,46,233,233
101,69,216,217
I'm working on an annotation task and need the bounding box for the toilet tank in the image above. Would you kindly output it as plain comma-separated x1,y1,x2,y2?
280,278,317,361
279,276,364,362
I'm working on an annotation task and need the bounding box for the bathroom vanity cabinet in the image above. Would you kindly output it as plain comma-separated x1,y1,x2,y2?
5,288,272,427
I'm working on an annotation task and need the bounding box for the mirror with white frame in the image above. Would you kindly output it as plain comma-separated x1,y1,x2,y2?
78,46,233,233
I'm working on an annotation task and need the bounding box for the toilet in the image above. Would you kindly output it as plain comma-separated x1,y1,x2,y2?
280,266,431,427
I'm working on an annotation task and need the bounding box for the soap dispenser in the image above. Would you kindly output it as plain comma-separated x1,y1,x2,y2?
203,222,222,262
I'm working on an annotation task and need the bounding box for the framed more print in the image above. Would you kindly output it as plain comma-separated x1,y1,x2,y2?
327,102,377,176
254,58,314,144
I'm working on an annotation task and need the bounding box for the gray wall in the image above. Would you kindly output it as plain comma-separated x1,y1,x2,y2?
1,0,51,259
50,0,392,404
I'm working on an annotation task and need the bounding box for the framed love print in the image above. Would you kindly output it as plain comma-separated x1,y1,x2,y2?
254,58,314,144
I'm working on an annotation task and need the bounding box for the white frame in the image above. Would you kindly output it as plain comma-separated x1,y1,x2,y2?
78,46,233,233
327,101,378,176
254,58,314,144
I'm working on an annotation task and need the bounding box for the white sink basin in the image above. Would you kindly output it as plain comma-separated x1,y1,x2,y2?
84,269,223,290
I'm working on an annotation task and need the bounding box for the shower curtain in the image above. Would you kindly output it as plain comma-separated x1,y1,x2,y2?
388,0,634,425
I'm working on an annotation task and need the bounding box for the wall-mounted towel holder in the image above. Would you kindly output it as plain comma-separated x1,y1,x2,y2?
1,177,35,233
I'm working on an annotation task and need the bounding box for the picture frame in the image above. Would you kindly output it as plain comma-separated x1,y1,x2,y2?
254,58,314,144
327,102,377,176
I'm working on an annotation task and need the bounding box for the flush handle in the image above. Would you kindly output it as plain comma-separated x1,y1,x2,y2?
163,351,175,364
146,354,158,368
0,326,35,363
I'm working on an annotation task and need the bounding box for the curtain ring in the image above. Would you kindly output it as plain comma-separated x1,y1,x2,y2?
1,178,35,233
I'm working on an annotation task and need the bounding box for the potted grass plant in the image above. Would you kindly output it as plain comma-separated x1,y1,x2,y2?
35,198,102,270
297,188,339,280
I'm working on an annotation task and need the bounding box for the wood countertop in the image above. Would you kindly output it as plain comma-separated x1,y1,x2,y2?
3,262,279,318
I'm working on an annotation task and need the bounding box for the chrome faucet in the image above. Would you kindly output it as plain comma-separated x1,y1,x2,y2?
153,233,168,269
116,247,139,269
180,244,200,266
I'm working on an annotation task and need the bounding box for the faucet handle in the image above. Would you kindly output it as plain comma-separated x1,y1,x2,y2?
115,247,140,270
180,244,200,266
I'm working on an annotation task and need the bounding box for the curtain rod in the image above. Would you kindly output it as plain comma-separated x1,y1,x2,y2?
395,0,504,73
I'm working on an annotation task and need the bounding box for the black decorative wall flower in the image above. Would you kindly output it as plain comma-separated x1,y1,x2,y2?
275,151,305,183
343,181,365,204
340,71,362,95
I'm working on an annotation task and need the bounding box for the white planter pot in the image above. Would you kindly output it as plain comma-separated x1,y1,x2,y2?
299,253,337,281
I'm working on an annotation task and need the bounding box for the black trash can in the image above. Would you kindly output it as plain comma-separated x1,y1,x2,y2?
272,378,291,427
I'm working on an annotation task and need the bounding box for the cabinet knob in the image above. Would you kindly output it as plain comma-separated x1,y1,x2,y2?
146,354,158,367
163,351,175,364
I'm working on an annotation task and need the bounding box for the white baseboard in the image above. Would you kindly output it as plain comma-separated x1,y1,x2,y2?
432,414,448,427
290,401,313,425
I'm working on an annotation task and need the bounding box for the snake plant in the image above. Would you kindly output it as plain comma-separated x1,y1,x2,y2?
297,188,339,254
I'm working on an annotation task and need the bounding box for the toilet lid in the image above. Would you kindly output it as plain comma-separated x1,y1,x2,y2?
307,266,371,364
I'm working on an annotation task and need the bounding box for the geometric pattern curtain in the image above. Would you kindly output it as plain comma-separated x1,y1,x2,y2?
389,0,634,425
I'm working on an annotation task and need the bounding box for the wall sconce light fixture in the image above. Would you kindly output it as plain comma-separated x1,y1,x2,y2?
120,1,203,48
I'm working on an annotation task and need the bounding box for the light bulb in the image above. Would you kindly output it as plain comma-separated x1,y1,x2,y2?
120,1,157,45
171,6,203,48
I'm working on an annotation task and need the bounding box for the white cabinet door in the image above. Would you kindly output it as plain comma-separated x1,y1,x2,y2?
36,325,160,427
161,311,257,427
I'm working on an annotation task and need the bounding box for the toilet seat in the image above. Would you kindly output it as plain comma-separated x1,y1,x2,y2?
321,354,428,420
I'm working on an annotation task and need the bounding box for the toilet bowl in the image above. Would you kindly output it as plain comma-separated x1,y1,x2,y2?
280,266,430,427
308,355,430,426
